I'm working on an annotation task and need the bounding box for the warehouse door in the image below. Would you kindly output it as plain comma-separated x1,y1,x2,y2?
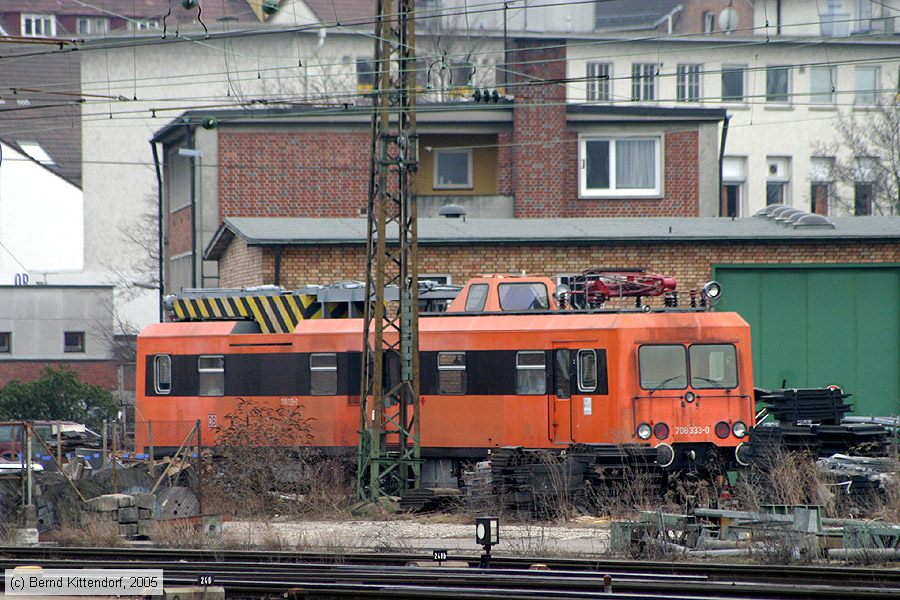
714,265,899,416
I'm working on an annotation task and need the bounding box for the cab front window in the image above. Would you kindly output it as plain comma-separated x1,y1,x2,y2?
639,345,687,390
690,344,738,389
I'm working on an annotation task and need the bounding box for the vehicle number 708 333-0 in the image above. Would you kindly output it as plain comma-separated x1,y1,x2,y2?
674,426,711,436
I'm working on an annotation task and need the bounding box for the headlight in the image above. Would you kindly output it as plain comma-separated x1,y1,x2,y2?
732,421,747,438
637,423,652,440
684,391,696,403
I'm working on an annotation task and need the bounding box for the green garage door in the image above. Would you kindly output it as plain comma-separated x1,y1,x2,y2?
714,265,900,417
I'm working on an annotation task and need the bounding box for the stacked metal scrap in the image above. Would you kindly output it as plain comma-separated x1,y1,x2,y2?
816,454,897,510
749,387,892,461
757,387,852,425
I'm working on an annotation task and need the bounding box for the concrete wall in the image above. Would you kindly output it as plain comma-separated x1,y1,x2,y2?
753,0,899,36
0,142,83,282
565,38,900,216
0,285,113,360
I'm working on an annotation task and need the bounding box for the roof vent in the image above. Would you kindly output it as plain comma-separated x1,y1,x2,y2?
754,204,834,228
438,204,467,220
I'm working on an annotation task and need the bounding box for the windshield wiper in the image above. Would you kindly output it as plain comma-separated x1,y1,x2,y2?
693,377,724,389
650,376,681,393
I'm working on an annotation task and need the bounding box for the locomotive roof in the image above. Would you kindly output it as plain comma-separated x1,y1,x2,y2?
139,311,749,338
206,216,900,258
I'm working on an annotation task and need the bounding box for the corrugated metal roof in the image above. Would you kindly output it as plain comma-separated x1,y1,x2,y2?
206,216,900,259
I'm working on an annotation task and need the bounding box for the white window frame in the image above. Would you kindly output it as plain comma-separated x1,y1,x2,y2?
765,65,791,104
577,349,598,393
586,62,612,102
721,64,746,103
810,66,836,105
766,156,792,205
21,14,56,37
676,64,702,102
154,355,172,395
578,135,662,198
703,11,715,33
130,19,160,31
433,148,473,189
77,17,110,35
631,63,657,101
853,66,879,105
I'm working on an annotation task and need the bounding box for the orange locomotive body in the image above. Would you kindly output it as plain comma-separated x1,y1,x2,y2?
135,275,755,478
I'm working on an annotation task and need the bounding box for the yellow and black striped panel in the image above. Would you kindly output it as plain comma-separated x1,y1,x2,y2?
170,294,364,333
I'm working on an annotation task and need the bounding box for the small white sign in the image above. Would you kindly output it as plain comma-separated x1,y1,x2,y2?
583,397,592,416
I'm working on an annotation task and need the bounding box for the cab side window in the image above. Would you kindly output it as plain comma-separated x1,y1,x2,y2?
577,350,597,392
465,284,489,312
516,351,546,394
437,352,466,394
154,355,171,394
555,349,571,399
198,355,225,396
310,353,338,395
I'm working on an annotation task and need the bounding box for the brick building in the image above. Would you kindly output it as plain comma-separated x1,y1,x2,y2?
153,100,725,295
205,214,900,293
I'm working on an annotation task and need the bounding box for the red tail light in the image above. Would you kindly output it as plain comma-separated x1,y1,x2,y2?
653,422,670,440
715,421,731,439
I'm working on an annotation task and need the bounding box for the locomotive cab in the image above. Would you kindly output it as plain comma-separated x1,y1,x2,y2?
446,274,559,313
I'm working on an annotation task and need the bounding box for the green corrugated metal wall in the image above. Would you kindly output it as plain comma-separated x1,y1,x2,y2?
714,265,900,417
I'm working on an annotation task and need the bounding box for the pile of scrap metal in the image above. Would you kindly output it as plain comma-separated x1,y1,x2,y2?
610,505,900,560
748,387,896,505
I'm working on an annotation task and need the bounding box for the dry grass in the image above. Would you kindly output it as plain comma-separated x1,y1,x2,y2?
54,518,125,548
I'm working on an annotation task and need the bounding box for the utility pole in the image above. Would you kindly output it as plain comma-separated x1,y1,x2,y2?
356,0,420,501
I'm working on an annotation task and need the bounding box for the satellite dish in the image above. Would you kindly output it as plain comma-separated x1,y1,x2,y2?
718,7,739,32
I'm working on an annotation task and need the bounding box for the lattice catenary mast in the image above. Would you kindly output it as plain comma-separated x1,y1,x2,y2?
356,0,420,501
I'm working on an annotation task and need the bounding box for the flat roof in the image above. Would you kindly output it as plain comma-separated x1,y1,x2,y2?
206,216,900,259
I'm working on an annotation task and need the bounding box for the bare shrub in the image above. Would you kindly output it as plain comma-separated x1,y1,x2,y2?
583,466,661,519
207,400,345,516
733,448,834,514
150,520,205,548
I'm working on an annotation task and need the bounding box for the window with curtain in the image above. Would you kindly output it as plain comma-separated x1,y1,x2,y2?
766,66,790,103
810,66,836,104
579,136,660,197
854,66,878,105
586,62,612,101
721,65,746,102
676,64,701,102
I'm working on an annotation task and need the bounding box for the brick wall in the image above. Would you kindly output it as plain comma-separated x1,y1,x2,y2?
217,131,370,219
676,1,754,34
0,361,120,390
217,236,266,287
168,206,193,255
218,240,899,294
509,39,569,218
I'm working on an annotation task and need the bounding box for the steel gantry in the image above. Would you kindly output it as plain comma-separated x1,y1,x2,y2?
356,0,421,501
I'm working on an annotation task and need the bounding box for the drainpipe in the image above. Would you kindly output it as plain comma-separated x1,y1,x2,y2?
150,141,164,322
718,115,730,217
274,247,282,286
776,0,782,34
186,128,197,288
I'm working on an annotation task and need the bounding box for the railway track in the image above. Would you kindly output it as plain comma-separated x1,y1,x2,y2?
1,546,898,598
